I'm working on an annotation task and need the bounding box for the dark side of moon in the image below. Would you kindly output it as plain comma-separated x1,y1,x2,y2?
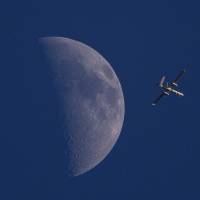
37,37,125,177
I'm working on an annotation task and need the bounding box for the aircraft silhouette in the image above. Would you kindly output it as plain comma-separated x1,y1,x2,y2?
152,69,186,106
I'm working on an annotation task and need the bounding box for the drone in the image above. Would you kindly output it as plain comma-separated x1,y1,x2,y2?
152,69,186,106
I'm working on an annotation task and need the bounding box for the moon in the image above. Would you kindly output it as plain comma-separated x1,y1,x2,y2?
38,37,125,177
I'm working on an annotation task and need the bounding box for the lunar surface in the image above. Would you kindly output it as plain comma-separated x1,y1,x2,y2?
38,37,125,177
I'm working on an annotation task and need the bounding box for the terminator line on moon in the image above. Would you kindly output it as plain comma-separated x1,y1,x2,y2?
39,37,125,177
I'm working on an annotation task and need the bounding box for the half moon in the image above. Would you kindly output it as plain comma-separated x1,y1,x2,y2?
38,37,125,177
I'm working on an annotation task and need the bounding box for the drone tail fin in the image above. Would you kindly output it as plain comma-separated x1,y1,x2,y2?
159,76,166,87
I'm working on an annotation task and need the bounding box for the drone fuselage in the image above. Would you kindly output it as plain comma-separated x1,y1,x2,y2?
161,85,184,96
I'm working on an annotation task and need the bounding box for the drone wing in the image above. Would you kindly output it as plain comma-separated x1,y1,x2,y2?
152,92,166,106
171,69,186,86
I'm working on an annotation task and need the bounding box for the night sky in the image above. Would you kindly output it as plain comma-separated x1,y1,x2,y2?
1,0,200,199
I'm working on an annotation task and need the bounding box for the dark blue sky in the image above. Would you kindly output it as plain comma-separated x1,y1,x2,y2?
1,0,200,199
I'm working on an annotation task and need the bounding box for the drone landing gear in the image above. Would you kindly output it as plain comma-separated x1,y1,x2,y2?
164,91,170,96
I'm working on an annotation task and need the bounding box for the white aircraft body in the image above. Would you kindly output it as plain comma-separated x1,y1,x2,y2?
152,69,186,106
